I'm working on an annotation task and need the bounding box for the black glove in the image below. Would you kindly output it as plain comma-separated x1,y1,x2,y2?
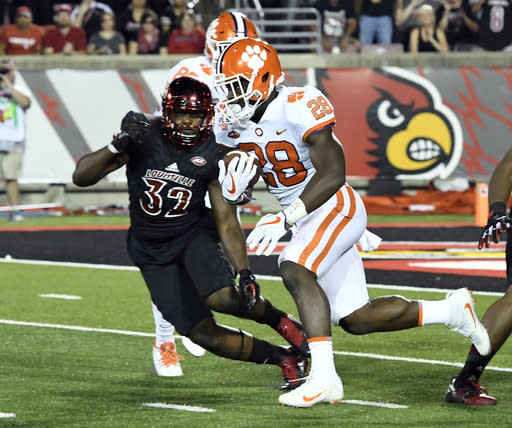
120,111,151,145
110,130,133,153
238,269,260,311
478,202,512,249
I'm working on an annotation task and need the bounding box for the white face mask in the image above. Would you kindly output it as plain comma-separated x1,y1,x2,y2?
215,73,266,128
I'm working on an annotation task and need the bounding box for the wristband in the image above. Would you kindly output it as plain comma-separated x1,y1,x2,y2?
107,143,120,154
283,198,308,226
489,201,507,215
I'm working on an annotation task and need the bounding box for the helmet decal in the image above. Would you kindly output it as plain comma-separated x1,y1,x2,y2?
215,39,284,126
205,11,260,66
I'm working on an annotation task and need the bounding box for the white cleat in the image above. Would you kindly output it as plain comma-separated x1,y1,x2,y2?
278,375,344,408
153,342,184,377
181,336,206,357
445,288,491,356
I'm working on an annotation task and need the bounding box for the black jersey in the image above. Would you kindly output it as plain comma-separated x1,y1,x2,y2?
124,113,224,242
478,0,512,51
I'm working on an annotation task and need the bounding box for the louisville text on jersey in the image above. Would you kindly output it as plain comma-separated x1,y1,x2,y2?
144,169,196,187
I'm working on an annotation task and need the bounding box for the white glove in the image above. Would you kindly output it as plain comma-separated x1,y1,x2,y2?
218,152,258,203
247,212,288,256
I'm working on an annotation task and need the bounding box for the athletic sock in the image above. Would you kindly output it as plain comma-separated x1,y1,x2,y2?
248,338,288,365
152,302,175,347
418,299,451,326
455,345,495,386
257,299,286,327
308,337,337,384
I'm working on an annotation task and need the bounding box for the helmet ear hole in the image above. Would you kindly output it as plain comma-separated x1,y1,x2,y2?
262,72,269,83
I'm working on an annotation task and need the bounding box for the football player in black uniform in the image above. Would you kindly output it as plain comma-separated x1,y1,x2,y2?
445,147,512,405
72,77,308,390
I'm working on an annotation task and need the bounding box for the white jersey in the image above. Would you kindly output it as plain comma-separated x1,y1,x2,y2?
165,56,221,103
213,85,337,208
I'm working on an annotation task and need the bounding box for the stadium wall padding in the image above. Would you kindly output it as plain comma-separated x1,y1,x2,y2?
12,63,512,184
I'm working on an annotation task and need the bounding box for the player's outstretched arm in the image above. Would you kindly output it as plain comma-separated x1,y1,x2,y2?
72,133,130,187
73,112,150,187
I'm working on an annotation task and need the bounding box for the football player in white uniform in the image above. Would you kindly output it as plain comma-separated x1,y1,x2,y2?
214,38,491,408
150,12,263,376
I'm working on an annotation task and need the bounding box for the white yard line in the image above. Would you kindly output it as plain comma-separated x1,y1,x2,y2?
0,412,15,418
365,282,505,297
142,402,216,413
0,257,138,271
39,294,82,300
344,400,408,409
142,400,408,411
0,257,504,297
333,350,512,373
1,318,510,373
259,276,505,297
0,319,153,337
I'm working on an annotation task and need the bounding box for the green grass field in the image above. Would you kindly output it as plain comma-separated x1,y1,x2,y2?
1,261,511,427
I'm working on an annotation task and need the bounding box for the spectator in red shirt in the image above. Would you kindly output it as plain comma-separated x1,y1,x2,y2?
166,11,205,54
0,6,44,55
43,4,87,55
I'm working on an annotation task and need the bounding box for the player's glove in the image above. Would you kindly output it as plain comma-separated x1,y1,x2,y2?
247,212,288,256
120,111,151,144
478,202,512,249
218,152,258,203
109,130,134,153
238,268,260,311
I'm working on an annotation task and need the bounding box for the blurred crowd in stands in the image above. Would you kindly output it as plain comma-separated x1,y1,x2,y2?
313,0,511,53
0,0,510,56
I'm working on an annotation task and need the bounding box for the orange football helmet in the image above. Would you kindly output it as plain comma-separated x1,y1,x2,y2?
205,11,260,67
214,39,284,126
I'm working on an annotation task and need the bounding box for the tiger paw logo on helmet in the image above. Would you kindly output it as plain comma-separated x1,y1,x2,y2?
241,44,267,73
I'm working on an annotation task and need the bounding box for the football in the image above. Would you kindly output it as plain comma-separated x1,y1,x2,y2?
222,150,261,187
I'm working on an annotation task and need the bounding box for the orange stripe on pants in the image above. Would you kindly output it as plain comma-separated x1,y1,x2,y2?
298,190,344,268
310,187,357,273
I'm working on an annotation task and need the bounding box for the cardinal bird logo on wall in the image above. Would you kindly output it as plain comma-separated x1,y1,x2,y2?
318,67,463,180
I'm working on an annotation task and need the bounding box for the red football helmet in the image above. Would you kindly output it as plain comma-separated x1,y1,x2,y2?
215,39,284,125
205,11,260,67
161,76,214,147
